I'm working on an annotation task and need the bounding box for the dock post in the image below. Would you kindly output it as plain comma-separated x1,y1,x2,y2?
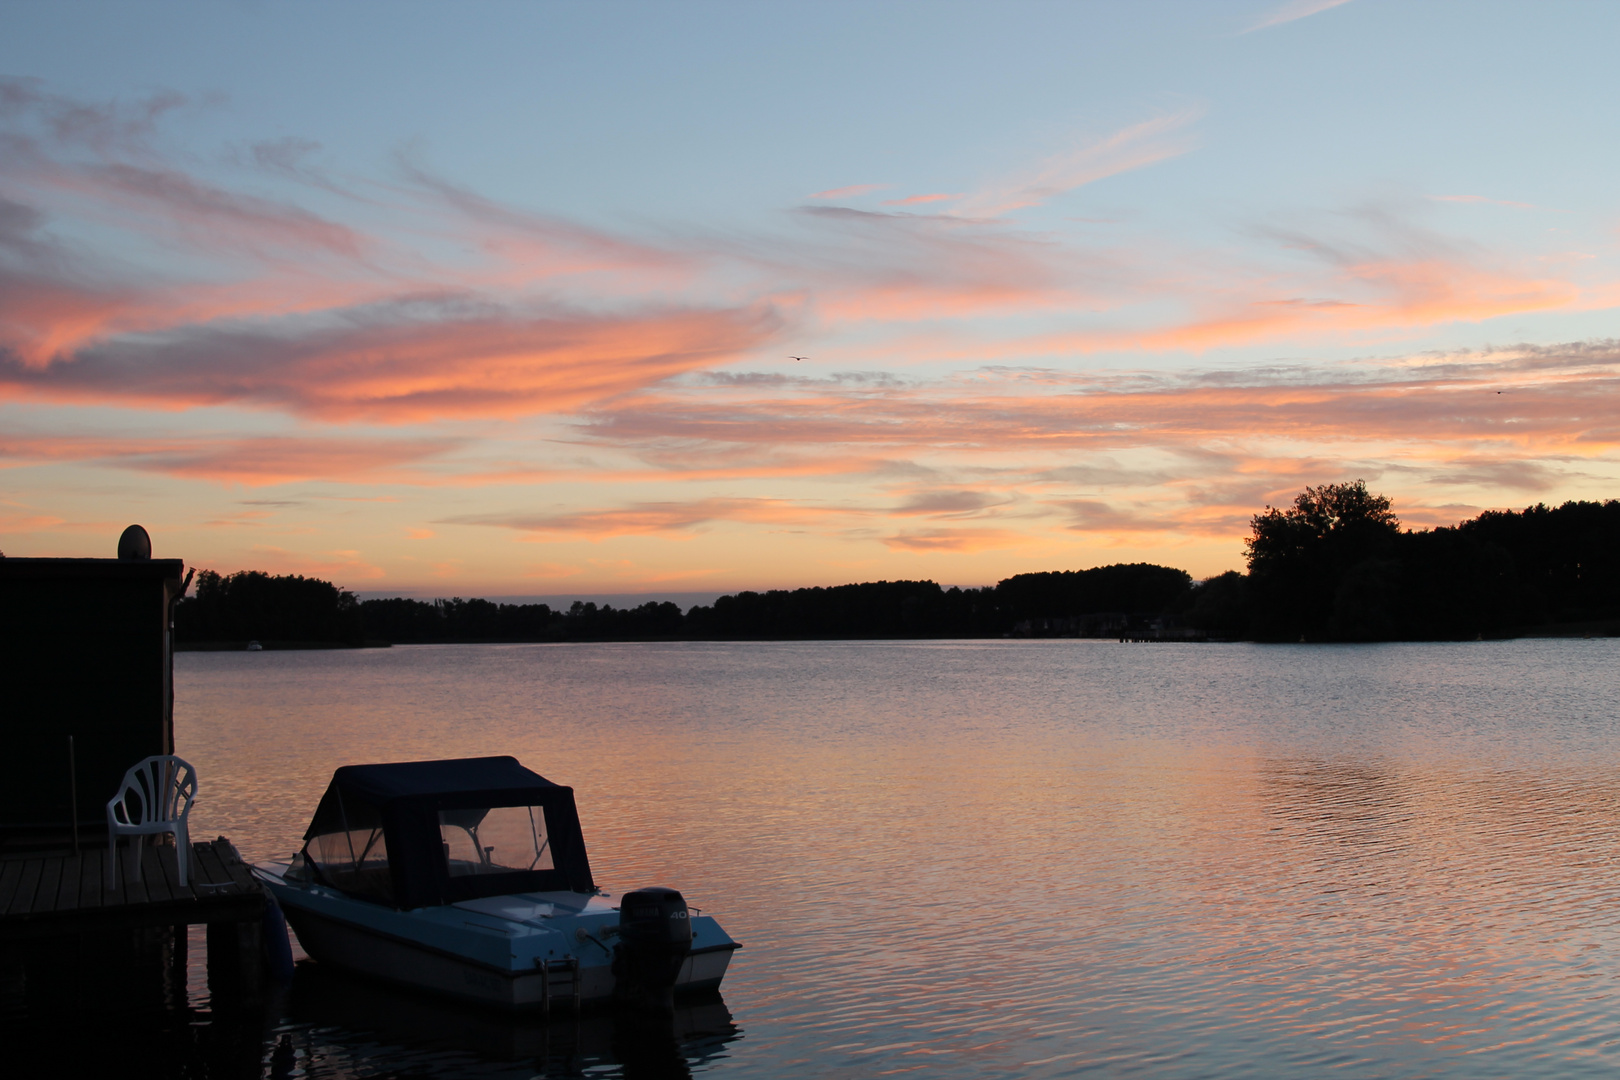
206,917,265,1004
165,924,188,1008
69,735,79,856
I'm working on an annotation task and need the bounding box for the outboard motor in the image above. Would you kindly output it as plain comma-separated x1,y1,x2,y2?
613,886,692,1010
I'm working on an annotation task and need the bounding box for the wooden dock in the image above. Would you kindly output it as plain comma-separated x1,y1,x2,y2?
0,837,264,939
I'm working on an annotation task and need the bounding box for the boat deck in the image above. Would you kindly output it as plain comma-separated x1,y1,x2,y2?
0,837,265,938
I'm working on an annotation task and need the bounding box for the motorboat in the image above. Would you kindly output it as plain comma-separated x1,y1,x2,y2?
253,756,740,1011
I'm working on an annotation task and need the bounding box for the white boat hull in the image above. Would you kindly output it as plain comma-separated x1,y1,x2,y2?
258,864,738,1011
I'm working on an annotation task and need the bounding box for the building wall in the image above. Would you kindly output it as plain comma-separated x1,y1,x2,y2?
0,559,184,838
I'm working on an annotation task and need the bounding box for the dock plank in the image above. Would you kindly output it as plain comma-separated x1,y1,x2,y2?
155,841,192,908
113,841,149,907
191,843,227,892
5,860,42,917
32,858,63,917
224,845,258,890
51,852,83,914
0,838,265,938
0,860,25,913
143,844,174,905
79,850,105,910
196,842,252,895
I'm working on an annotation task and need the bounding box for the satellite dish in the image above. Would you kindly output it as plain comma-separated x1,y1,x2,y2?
117,524,152,560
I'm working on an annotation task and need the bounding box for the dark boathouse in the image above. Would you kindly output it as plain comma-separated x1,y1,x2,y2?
0,528,271,1001
0,527,188,844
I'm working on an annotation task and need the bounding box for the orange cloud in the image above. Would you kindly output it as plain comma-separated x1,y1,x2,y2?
890,490,1009,517
601,361,1620,456
1127,260,1577,352
0,301,783,421
447,497,861,539
881,528,1029,552
575,344,1620,529
6,79,1608,433
245,545,387,582
4,78,1618,574
0,433,460,485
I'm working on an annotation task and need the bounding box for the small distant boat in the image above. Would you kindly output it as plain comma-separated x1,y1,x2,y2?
246,640,263,651
253,756,739,1010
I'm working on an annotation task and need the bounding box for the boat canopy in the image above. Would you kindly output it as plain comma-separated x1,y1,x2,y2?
299,756,595,909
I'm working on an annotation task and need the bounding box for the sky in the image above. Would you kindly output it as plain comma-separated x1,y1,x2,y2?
2,1,1618,597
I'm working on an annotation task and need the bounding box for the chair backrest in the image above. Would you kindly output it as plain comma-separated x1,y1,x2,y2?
109,755,197,827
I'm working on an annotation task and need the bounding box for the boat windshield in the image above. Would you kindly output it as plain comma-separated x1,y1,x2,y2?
439,805,554,877
306,800,394,904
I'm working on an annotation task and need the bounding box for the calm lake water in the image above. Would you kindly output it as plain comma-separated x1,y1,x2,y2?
9,639,1620,1077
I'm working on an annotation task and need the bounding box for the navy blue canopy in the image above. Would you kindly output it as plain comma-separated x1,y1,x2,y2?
329,755,563,803
301,756,595,909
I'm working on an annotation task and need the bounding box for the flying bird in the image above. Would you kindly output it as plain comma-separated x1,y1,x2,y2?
789,356,808,362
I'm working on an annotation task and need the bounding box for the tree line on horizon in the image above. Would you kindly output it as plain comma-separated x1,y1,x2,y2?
172,485,1620,647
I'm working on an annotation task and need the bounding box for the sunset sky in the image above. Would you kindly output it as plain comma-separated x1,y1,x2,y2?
3,1,1618,598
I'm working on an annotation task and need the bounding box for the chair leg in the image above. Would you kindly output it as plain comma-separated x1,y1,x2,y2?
174,826,190,888
133,834,145,883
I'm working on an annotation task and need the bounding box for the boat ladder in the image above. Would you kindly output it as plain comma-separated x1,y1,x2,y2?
538,956,581,1014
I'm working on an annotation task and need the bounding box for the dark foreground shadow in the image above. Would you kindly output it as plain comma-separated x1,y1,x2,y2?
2,932,740,1080
276,960,742,1078
1,928,273,1079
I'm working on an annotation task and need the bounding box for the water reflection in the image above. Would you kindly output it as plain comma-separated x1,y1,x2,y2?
13,638,1614,1078
275,963,739,1078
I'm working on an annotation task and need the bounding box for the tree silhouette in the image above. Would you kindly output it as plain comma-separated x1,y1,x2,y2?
1245,480,1400,641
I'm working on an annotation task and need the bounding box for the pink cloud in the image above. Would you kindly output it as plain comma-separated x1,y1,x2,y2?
574,344,1620,537
881,528,1030,552
0,432,460,485
0,300,783,421
808,184,888,200
5,79,1607,433
4,77,1618,566
447,497,861,539
890,490,1007,517
1431,194,1542,211
242,545,387,582
782,205,1096,323
953,108,1202,218
70,162,366,258
1242,0,1354,34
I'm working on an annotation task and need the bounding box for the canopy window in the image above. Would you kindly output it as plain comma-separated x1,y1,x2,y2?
441,805,555,876
299,756,594,909
304,791,395,904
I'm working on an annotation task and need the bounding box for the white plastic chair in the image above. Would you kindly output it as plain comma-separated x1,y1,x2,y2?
106,755,198,888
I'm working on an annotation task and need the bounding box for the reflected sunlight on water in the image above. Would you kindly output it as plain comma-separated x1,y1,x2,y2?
25,639,1620,1078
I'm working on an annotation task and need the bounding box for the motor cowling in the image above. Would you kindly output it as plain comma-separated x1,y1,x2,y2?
613,886,692,1010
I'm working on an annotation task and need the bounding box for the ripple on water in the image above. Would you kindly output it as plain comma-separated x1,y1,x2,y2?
10,638,1616,1078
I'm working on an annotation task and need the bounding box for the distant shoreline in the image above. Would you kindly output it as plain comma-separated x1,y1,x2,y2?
172,494,1620,649
174,618,1620,652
